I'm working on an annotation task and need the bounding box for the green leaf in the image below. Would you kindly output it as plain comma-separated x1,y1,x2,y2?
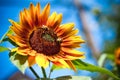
72,59,120,80
55,76,92,80
9,52,28,73
51,64,62,72
0,28,13,43
0,46,10,52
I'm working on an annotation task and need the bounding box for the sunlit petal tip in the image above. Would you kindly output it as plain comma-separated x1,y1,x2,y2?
36,3,40,7
68,23,75,26
82,55,86,59
58,13,62,19
8,19,14,24
30,3,34,8
7,34,14,40
46,3,50,7
11,47,18,52
81,39,85,43
43,3,50,12
23,8,27,12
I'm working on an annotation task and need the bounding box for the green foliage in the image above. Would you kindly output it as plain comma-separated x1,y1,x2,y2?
55,76,92,80
72,59,119,80
0,46,10,52
0,28,13,43
9,52,28,73
51,64,62,72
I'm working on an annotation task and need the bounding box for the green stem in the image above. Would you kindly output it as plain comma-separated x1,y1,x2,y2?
41,67,47,78
29,67,40,79
48,69,52,78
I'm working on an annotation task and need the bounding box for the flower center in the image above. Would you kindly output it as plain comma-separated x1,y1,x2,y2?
29,26,60,56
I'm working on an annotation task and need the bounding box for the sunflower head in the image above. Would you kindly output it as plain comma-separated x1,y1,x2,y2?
7,3,85,71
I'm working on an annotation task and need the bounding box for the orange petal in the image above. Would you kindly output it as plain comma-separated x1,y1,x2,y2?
23,8,33,28
35,3,40,23
55,23,74,36
40,3,50,25
29,3,35,23
7,34,27,47
61,47,84,57
20,10,33,29
9,19,23,32
47,12,62,29
34,3,41,26
53,13,62,30
55,51,84,61
65,60,76,71
27,50,37,56
28,56,36,66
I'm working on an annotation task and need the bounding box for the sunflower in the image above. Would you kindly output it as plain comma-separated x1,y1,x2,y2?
115,48,120,65
7,3,85,71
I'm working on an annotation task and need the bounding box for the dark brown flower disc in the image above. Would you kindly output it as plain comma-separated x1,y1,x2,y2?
29,27,60,56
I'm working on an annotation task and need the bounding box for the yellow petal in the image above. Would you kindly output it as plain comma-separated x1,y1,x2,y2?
58,59,70,68
62,29,79,39
11,47,18,52
40,3,50,25
52,59,70,68
63,36,85,43
47,12,57,27
36,54,49,68
61,43,80,48
17,47,30,56
53,13,62,30
57,52,84,60
61,41,81,48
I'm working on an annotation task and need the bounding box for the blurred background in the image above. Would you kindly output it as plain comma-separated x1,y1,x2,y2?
0,0,120,80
